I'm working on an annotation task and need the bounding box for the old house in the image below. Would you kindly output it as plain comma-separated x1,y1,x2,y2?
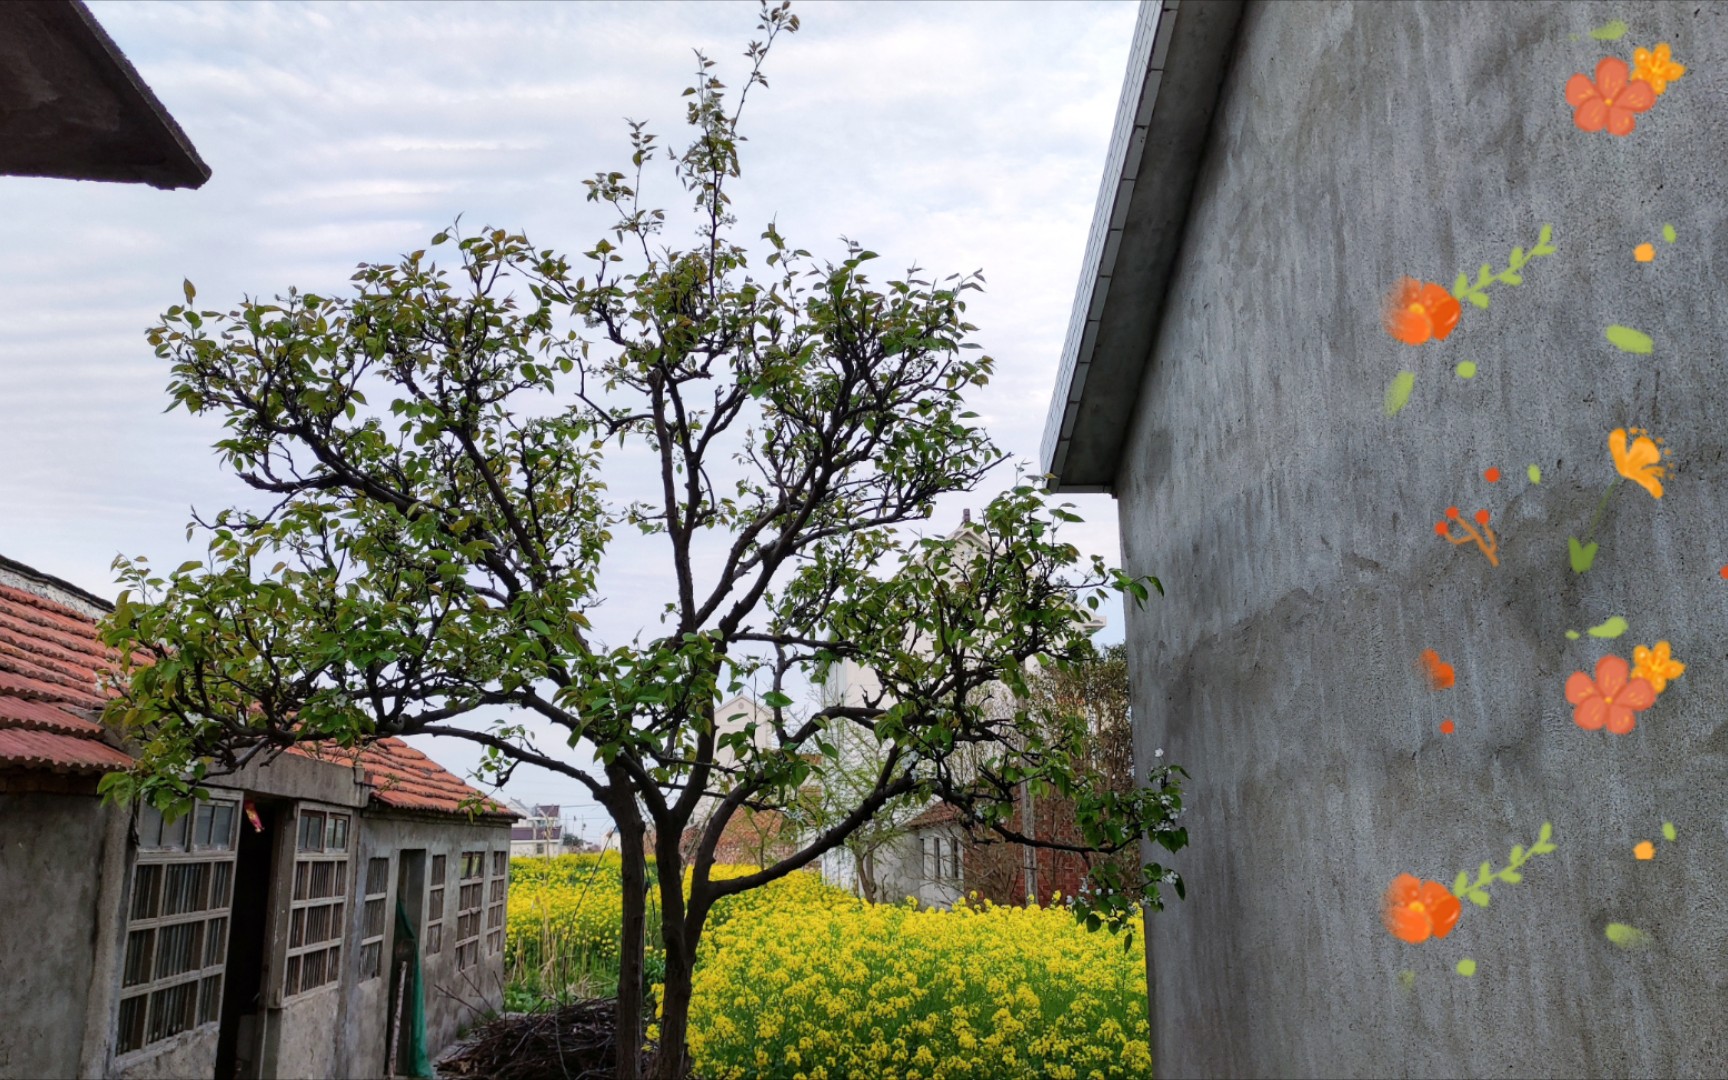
0,555,515,1079
1044,1,1728,1076
508,803,563,858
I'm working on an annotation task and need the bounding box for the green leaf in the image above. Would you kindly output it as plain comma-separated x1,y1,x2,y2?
1568,537,1599,574
1604,325,1653,355
1510,845,1525,864
1467,889,1491,908
1452,870,1470,896
1451,272,1470,298
1455,958,1477,977
1466,291,1490,310
1604,922,1649,949
1586,616,1629,639
1498,271,1523,286
1479,861,1492,880
1589,19,1628,40
1498,870,1522,885
762,690,794,709
1527,465,1542,484
1662,822,1677,842
182,278,196,304
1384,371,1416,417
1662,224,1677,244
1538,821,1552,844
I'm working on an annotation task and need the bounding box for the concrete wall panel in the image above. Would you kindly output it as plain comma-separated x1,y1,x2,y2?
1117,2,1728,1076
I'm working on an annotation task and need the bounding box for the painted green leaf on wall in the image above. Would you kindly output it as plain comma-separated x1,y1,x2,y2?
1604,325,1653,354
1384,371,1416,416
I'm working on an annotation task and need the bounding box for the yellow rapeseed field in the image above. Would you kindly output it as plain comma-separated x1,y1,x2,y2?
508,856,1152,1079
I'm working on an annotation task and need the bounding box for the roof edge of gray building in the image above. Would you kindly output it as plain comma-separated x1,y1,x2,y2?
1039,0,1245,493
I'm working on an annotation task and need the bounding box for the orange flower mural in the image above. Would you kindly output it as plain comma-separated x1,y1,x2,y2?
1383,874,1462,944
1632,43,1685,95
1609,427,1665,499
1419,648,1455,690
1565,655,1656,735
1566,57,1656,135
1385,279,1462,346
1631,641,1684,694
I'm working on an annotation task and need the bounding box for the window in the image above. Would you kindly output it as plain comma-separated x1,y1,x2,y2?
949,837,961,881
485,850,508,955
284,807,349,997
426,854,446,955
358,857,390,980
118,799,238,1056
454,850,484,971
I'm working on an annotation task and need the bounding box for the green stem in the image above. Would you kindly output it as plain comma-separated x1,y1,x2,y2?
1583,478,1621,541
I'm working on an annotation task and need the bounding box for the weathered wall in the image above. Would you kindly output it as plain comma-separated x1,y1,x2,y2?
0,790,103,1079
1117,2,1728,1077
337,814,509,1079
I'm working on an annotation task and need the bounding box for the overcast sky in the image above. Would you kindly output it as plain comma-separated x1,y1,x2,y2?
0,0,1137,832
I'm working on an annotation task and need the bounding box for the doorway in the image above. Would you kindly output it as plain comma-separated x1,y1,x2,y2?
215,799,278,1080
385,849,427,1077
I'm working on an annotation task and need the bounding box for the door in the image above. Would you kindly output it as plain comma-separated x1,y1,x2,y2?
385,850,427,1077
215,800,278,1080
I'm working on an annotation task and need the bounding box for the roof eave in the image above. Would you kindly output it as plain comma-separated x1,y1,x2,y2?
1040,0,1245,494
0,0,211,189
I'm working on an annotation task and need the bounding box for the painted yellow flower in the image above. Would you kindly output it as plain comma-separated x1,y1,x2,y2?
1609,427,1665,498
1633,43,1685,95
1632,640,1684,693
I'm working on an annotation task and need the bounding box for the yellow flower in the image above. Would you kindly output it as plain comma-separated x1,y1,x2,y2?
1632,640,1684,694
1632,43,1685,95
1609,427,1665,499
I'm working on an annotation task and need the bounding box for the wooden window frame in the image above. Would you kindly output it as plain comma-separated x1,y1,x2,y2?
281,806,351,999
485,849,508,956
454,849,484,971
116,797,239,1058
426,854,447,956
358,856,390,980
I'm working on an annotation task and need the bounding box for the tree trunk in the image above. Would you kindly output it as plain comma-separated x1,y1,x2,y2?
648,825,700,1079
612,784,648,1080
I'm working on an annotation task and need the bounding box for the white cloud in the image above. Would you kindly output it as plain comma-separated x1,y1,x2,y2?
5,0,1139,806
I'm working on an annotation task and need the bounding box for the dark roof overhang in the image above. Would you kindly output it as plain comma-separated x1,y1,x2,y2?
0,0,210,189
1039,0,1244,493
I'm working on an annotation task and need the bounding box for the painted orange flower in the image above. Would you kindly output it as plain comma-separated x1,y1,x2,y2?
1385,279,1462,345
1632,43,1685,96
1419,648,1455,690
1383,874,1462,944
1566,57,1657,136
1609,427,1665,499
1631,641,1684,694
1565,655,1656,735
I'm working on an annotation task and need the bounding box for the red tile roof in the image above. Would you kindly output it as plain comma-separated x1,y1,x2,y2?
297,737,514,819
0,581,131,774
0,557,510,818
905,800,964,830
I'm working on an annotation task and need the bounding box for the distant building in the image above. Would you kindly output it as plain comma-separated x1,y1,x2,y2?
508,803,563,858
0,555,516,1079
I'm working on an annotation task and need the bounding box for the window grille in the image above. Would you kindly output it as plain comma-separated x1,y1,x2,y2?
283,807,349,997
426,854,446,955
117,798,238,1056
485,850,508,955
358,856,390,980
454,849,484,971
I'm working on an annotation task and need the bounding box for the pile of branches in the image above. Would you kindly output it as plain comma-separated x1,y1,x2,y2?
438,999,654,1080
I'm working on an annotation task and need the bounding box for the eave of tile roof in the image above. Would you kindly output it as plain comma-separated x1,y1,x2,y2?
0,575,131,775
905,801,964,830
296,737,516,820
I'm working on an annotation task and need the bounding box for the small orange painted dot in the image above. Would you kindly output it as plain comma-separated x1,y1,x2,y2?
1634,243,1656,263
1720,565,1728,579
1474,509,1490,525
1483,467,1500,483
1445,506,1460,520
1434,522,1449,536
1633,840,1656,860
1440,719,1456,734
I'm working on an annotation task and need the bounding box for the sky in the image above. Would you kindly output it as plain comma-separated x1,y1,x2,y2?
0,0,1138,836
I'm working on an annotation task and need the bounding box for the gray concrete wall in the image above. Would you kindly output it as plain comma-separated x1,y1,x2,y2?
337,814,509,1079
0,790,104,1079
1116,2,1728,1076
